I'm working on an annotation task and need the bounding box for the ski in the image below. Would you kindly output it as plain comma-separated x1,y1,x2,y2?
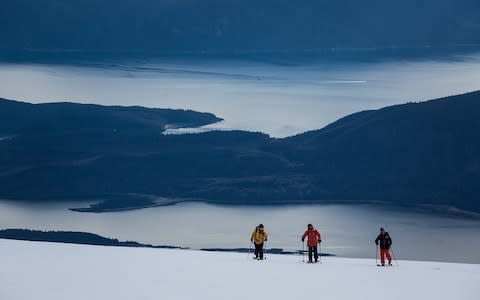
377,264,393,267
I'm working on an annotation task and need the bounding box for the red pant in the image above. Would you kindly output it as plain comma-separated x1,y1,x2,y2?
380,248,392,265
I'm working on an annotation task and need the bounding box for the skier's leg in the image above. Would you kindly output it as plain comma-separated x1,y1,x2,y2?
380,248,386,265
308,246,313,262
254,243,259,258
313,246,318,262
385,248,392,265
259,243,264,260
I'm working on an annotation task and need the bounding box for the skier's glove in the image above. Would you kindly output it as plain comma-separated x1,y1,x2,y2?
301,238,305,242
318,239,321,243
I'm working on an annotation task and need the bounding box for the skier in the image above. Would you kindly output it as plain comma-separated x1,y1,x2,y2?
301,224,321,263
375,227,393,266
250,224,268,260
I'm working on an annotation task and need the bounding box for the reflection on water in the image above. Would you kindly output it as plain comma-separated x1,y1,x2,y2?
1,55,480,137
0,200,479,263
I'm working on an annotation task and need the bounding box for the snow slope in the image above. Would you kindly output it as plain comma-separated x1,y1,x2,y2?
1,239,479,300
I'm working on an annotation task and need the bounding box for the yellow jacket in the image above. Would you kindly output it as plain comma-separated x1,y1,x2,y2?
251,226,268,244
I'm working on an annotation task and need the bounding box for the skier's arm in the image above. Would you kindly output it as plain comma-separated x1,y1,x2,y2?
375,235,380,245
250,231,255,242
264,232,268,241
301,231,307,241
317,231,321,243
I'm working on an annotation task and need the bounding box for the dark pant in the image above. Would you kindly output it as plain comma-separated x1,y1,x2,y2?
254,243,264,259
308,246,318,262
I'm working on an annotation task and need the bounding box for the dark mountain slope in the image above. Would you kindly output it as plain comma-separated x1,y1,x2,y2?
0,100,276,204
270,91,480,210
0,92,479,212
0,98,222,135
1,0,479,56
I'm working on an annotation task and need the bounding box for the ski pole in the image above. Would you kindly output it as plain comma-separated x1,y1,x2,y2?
302,240,305,263
318,242,322,264
391,246,399,267
248,240,253,260
263,241,267,260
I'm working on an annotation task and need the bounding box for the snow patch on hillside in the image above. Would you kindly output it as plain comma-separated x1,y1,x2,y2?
0,239,479,300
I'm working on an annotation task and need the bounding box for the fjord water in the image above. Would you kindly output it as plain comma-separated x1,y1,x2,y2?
1,54,480,137
1,200,479,263
1,54,480,263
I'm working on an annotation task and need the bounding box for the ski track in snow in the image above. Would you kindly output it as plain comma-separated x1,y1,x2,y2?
1,239,479,300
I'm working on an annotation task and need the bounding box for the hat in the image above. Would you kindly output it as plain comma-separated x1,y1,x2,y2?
259,224,264,228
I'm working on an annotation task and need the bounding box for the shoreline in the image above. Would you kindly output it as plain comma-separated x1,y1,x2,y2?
68,198,480,219
3,236,479,265
0,229,331,256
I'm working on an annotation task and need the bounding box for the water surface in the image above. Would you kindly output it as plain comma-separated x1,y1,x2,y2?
1,55,480,137
1,200,479,263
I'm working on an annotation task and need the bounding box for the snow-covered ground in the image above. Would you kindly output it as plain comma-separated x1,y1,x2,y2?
1,239,479,300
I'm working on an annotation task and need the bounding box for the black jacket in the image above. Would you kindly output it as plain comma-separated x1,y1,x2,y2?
375,232,392,249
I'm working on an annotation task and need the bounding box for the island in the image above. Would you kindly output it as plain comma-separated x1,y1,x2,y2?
0,229,185,249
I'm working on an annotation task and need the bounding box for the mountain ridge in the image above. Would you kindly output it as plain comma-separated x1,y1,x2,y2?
0,91,479,212
1,0,479,56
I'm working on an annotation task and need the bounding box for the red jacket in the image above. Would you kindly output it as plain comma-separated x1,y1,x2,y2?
302,229,321,247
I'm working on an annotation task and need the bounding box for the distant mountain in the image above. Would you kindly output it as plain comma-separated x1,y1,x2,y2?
0,229,185,249
269,91,480,211
1,0,479,57
0,92,479,212
0,99,222,135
